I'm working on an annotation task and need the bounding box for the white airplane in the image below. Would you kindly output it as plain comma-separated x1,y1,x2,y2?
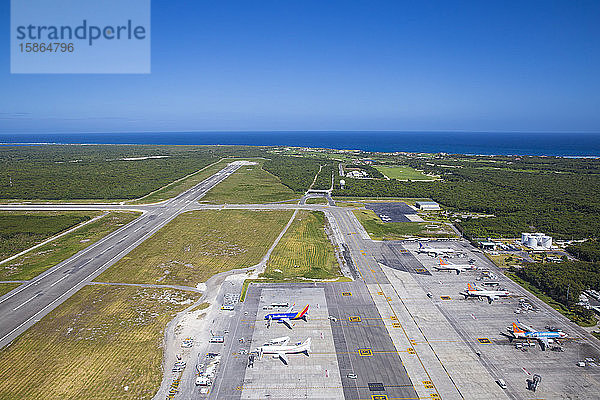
263,336,290,346
433,258,475,274
461,283,510,303
257,337,311,364
417,242,457,257
507,322,567,351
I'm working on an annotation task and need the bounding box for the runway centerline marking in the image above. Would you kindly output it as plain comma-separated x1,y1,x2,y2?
13,293,42,311
49,275,69,287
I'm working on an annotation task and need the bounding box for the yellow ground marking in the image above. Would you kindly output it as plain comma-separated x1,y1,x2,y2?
423,380,435,389
358,348,373,356
440,295,451,300
342,291,352,296
477,337,492,344
349,316,362,322
345,229,444,398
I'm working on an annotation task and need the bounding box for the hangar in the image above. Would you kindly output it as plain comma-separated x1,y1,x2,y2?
415,201,440,210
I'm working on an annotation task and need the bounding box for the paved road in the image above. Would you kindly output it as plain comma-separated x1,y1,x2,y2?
0,162,244,348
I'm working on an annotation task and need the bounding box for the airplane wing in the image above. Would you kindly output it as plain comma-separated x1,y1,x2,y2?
487,295,498,304
280,318,292,329
278,352,289,364
538,337,549,351
517,322,535,332
285,304,295,313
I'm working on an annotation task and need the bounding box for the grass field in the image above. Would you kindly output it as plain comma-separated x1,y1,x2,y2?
130,158,260,204
487,253,521,269
201,162,299,204
353,209,455,240
0,283,20,297
129,159,228,204
374,165,437,180
96,210,293,286
1,212,140,281
0,284,200,400
263,211,341,280
0,211,99,260
305,197,328,204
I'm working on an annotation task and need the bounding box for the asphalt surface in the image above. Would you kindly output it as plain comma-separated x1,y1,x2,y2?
2,175,600,399
364,202,417,222
202,282,417,400
0,162,243,349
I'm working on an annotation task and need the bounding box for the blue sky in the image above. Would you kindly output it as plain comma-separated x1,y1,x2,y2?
1,0,599,133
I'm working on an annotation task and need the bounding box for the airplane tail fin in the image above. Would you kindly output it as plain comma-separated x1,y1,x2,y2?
439,258,447,265
296,304,309,319
512,322,525,334
467,283,474,291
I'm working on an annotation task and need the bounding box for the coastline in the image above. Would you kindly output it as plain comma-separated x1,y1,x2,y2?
2,130,600,157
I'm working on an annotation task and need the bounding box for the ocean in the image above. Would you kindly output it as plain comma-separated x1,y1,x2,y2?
1,131,600,157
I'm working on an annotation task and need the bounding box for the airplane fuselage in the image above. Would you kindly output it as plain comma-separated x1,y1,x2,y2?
514,331,566,340
265,312,299,321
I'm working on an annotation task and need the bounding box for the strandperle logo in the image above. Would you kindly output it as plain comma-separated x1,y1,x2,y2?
11,0,151,74
15,20,148,46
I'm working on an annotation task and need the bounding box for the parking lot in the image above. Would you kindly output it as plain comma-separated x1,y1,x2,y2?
364,202,422,222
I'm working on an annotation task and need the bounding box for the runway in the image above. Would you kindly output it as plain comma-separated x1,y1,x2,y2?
2,175,600,399
0,161,243,349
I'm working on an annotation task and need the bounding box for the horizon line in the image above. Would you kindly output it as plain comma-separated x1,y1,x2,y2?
4,129,600,135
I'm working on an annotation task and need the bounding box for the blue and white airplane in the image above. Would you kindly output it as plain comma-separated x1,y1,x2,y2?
264,304,309,329
508,322,567,351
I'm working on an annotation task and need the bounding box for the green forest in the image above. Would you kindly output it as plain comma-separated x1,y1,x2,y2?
512,261,599,325
3,146,599,241
262,155,323,192
567,240,600,262
0,145,262,200
312,163,337,190
333,155,600,239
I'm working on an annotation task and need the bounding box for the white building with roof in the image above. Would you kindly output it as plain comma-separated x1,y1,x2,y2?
415,201,441,210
